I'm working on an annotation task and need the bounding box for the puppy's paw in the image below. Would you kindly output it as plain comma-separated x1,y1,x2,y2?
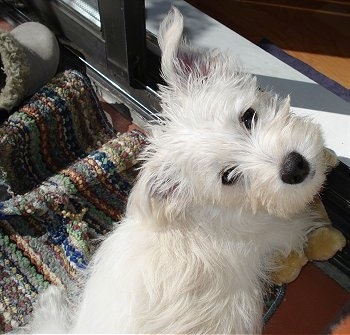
305,226,346,261
271,251,308,285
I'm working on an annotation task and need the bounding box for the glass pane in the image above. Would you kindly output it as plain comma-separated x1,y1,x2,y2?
59,0,101,27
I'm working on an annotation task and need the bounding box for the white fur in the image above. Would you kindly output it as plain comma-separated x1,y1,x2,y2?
25,7,332,334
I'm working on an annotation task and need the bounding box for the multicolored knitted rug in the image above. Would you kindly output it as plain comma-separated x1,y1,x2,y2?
0,70,147,332
0,69,284,333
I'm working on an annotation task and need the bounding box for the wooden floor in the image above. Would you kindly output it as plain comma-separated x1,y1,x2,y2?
186,0,350,88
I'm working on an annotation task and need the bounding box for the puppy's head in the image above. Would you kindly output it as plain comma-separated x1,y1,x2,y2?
131,7,330,222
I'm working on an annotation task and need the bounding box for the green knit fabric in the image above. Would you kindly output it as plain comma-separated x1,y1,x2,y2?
0,70,147,332
0,29,30,111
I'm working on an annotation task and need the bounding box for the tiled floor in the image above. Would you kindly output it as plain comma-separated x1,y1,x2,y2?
263,264,349,334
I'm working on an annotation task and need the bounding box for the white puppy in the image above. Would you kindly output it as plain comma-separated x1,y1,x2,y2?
27,7,334,334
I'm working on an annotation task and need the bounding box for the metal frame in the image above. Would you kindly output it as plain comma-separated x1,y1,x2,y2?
18,0,163,124
99,0,147,88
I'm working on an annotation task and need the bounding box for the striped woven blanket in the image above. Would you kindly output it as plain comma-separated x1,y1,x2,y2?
0,70,147,332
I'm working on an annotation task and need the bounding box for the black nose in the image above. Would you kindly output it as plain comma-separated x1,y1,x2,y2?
280,152,310,184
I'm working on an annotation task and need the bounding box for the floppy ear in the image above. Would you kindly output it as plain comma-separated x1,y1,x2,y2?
158,7,224,90
128,154,192,223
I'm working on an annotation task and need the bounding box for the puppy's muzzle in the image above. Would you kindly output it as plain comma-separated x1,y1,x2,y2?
280,151,310,184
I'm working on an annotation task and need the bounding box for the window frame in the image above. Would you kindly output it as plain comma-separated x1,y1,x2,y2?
23,0,164,124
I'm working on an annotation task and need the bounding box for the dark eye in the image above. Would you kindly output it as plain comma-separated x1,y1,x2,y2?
240,108,257,130
221,166,240,185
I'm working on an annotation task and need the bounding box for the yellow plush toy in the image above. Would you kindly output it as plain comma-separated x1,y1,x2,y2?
272,149,347,285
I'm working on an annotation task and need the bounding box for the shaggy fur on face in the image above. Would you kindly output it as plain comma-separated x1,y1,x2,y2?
24,7,332,334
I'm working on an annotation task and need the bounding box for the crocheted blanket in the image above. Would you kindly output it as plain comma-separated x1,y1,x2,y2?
0,69,284,333
0,70,147,332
